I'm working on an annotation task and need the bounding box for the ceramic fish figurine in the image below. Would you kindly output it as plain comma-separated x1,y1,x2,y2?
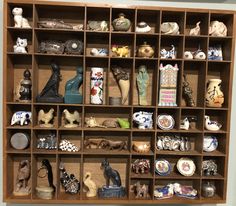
205,115,222,131
189,21,201,36
38,19,83,30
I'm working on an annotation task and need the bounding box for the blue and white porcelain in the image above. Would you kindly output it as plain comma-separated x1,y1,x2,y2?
203,136,218,152
154,184,174,199
208,45,223,61
155,159,171,176
133,111,153,129
90,48,108,56
205,115,222,131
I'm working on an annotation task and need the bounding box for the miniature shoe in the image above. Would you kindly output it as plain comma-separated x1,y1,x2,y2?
204,115,222,131
193,49,206,60
184,51,193,59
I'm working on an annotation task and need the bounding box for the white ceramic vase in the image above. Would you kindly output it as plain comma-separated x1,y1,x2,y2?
90,67,103,104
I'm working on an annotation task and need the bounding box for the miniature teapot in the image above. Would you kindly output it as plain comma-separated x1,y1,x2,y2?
202,182,216,198
137,42,154,58
112,13,131,31
133,111,153,129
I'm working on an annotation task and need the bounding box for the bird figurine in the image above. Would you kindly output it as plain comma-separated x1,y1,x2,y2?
180,117,190,130
205,115,222,131
63,109,80,128
38,108,55,128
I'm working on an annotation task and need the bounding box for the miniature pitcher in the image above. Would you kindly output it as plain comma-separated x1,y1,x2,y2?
90,67,104,104
205,79,224,107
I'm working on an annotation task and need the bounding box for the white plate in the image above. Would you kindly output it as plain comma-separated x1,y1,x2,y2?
157,115,175,130
177,158,196,176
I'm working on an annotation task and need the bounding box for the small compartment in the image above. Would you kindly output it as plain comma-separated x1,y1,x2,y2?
33,105,58,129
131,156,154,178
58,154,81,200
86,7,110,31
109,59,133,106
203,133,226,155
6,154,32,199
7,3,33,27
185,12,209,35
136,10,160,33
130,179,153,199
182,61,206,107
32,154,57,200
160,36,183,59
84,131,130,154
202,156,225,178
181,109,204,131
86,33,109,57
82,156,129,199
111,33,134,57
58,130,81,153
35,5,85,29
133,60,157,106
58,105,82,129
161,11,185,34
201,180,224,200
85,58,108,105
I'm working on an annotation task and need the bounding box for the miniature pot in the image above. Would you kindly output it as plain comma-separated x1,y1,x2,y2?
137,42,154,58
112,13,131,31
202,182,216,198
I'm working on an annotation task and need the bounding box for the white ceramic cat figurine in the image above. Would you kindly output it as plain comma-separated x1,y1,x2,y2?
12,7,31,28
13,37,28,53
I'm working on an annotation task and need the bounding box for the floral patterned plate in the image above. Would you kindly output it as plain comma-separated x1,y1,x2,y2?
177,158,196,177
157,114,175,130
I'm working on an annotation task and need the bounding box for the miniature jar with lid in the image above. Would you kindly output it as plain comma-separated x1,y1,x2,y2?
112,13,131,31
137,42,154,58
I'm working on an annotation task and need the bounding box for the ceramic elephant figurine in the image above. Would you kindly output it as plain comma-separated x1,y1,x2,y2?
209,21,227,37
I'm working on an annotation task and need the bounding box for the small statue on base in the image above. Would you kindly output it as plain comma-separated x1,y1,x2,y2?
137,65,149,106
83,172,97,197
13,160,31,196
38,108,55,128
36,62,63,103
98,159,125,198
64,67,83,104
62,109,80,128
182,75,195,107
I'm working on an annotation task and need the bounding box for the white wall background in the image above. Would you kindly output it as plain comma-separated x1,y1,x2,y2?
0,0,236,206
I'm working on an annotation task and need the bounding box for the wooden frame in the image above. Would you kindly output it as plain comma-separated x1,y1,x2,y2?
3,0,236,204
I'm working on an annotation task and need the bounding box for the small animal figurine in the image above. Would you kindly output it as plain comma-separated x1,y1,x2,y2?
36,133,57,150
83,172,97,197
209,21,227,37
12,7,31,28
11,111,32,126
160,45,176,59
133,111,153,129
208,46,223,61
90,48,108,56
137,65,149,106
190,21,201,36
99,140,127,151
184,51,193,59
180,117,190,130
132,159,150,174
136,22,151,33
111,45,130,57
84,138,104,149
154,184,174,199
102,119,119,128
134,181,149,198
161,22,180,35
13,160,31,196
87,21,108,31
205,115,222,131
38,40,65,54
38,108,55,128
202,160,217,176
59,139,80,152
117,118,130,129
182,74,195,107
85,117,105,128
184,50,206,60
63,109,80,128
38,19,83,30
13,37,28,53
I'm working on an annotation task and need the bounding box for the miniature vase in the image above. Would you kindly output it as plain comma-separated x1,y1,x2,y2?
90,67,103,104
112,13,131,31
205,79,224,107
137,65,149,105
137,42,154,58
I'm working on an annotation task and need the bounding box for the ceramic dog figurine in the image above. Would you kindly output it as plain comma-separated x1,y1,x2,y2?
12,7,31,28
14,37,28,53
111,45,130,57
160,45,176,59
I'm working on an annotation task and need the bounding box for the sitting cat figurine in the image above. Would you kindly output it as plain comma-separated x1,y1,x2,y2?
13,37,28,53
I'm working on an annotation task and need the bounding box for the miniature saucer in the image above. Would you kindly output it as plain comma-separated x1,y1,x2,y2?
177,158,196,176
157,114,175,130
203,136,218,152
155,159,171,176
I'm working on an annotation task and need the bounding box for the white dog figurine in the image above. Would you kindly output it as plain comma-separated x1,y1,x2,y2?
14,37,28,53
12,7,31,28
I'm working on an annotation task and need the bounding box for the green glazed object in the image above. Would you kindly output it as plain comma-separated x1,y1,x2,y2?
112,13,131,32
117,118,130,129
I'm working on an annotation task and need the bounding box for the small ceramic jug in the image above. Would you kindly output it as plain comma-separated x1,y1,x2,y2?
137,42,154,58
202,182,216,198
205,79,224,107
112,13,131,31
90,67,103,104
133,111,153,129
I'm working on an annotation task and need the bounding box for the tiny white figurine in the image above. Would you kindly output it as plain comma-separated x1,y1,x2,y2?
190,21,201,36
205,115,222,131
83,172,97,197
38,108,54,128
62,109,80,128
11,111,32,126
209,21,227,37
12,7,31,28
14,37,28,53
136,22,151,33
180,117,190,130
160,45,176,59
184,51,193,59
161,22,180,35
184,50,206,60
59,139,80,152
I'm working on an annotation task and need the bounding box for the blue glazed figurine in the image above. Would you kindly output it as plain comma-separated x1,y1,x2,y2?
64,66,83,104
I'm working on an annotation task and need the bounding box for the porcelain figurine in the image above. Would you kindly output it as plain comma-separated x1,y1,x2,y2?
10,132,30,150
36,159,55,199
59,163,80,194
154,184,174,199
182,74,195,107
137,65,149,105
205,79,224,107
112,13,131,31
132,159,150,174
133,111,153,129
137,42,154,58
136,22,151,33
184,49,206,60
13,160,31,196
14,37,28,53
202,160,217,176
133,141,151,153
102,119,119,128
37,133,57,150
83,172,97,197
134,181,149,198
203,136,218,152
11,111,32,126
117,118,130,129
209,21,227,37
63,109,80,128
189,21,201,36
36,62,63,103
160,45,177,59
64,39,83,55
59,139,80,152
90,48,108,56
205,115,222,131
38,19,83,30
99,140,127,151
111,45,130,57
184,51,193,59
38,108,55,128
91,67,103,104
180,117,190,130
87,21,108,31
202,182,216,198
39,40,64,54
85,117,105,128
12,7,31,28
98,159,126,198
84,138,104,149
161,22,180,35
173,183,197,199
64,66,83,104
208,46,223,60
112,66,130,104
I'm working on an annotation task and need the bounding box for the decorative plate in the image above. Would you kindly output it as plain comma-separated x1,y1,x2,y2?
157,114,175,130
177,158,196,177
155,159,171,176
203,136,218,152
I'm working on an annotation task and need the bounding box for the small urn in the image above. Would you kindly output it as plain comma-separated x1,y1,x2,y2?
137,42,154,58
112,13,131,31
202,182,216,198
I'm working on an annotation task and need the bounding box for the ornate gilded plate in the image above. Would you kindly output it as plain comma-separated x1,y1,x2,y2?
155,159,171,176
157,115,175,130
177,158,196,176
